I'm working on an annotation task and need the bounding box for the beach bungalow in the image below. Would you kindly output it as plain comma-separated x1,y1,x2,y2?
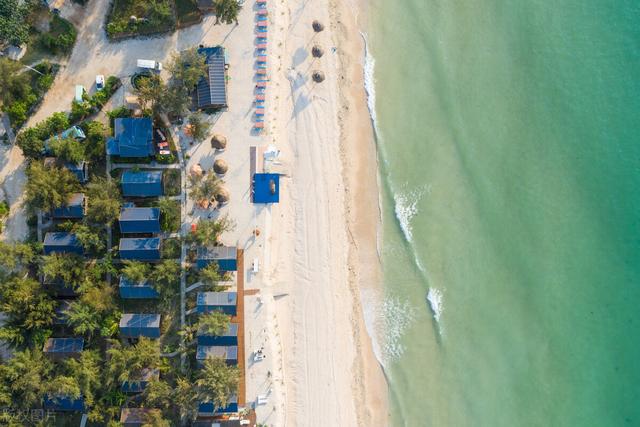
196,46,228,110
119,237,161,261
121,170,163,197
196,246,237,270
252,173,280,203
107,118,154,158
43,232,83,255
43,338,84,360
197,396,239,417
44,157,89,183
119,313,161,338
53,300,73,325
51,193,86,219
197,322,238,346
119,206,161,233
196,345,238,366
196,292,237,316
121,368,159,393
42,276,78,297
120,408,154,426
44,395,85,412
119,276,159,299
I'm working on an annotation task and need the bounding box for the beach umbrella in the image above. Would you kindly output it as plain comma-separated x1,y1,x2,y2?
213,159,228,175
312,20,325,32
190,163,204,177
215,187,230,204
312,70,325,83
311,46,324,58
211,134,227,150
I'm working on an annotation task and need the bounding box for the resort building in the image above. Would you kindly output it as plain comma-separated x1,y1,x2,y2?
120,408,155,426
121,368,159,393
43,275,77,297
196,46,228,110
252,173,280,203
196,345,238,366
44,157,89,183
43,232,83,255
197,396,239,417
196,246,237,270
119,206,161,233
196,292,237,316
197,322,239,346
51,193,86,219
119,276,160,299
119,313,161,338
53,300,73,325
43,395,85,412
119,237,161,261
43,338,84,360
107,118,154,158
120,170,163,197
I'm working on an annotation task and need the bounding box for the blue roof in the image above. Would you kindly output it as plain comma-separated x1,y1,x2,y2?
43,338,84,353
198,397,238,415
51,193,85,218
196,46,227,108
43,232,82,253
119,237,161,251
107,118,154,157
197,292,237,307
253,173,280,203
198,322,238,337
121,170,162,184
196,345,238,361
120,207,160,222
119,313,161,329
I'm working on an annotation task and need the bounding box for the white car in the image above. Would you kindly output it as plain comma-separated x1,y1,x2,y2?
96,75,105,90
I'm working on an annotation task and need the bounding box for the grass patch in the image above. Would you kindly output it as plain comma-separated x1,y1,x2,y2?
21,12,77,65
106,0,175,39
163,169,181,197
175,0,202,27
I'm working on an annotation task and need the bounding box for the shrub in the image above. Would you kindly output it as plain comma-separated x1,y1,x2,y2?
6,102,28,126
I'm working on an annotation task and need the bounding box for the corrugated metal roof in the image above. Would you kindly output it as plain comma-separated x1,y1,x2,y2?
110,118,154,157
119,313,161,329
119,237,161,251
43,338,84,353
121,170,162,184
197,292,237,306
196,47,227,108
43,232,80,247
119,207,160,222
119,276,152,288
196,246,237,260
196,345,238,360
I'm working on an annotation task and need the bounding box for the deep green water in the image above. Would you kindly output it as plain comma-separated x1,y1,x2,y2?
366,0,640,425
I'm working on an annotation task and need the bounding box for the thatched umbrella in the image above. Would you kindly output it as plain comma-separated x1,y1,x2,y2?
312,70,325,83
311,45,324,58
312,20,324,32
190,163,204,178
215,187,230,204
213,159,228,175
211,134,227,150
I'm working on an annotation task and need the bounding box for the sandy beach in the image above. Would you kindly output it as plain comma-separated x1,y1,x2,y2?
0,0,387,423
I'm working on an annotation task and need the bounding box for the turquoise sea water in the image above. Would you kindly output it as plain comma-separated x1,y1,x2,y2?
366,1,640,425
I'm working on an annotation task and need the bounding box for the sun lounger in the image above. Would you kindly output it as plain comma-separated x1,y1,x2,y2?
257,55,267,62
257,21,267,27
254,122,264,130
256,47,267,53
255,94,265,101
255,109,265,116
255,88,265,94
159,149,171,155
256,36,267,42
256,69,267,75
256,81,267,88
256,27,267,33
257,9,268,15
257,15,267,21
257,0,266,3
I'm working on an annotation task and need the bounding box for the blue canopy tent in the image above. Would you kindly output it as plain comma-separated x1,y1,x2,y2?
196,345,238,366
44,395,85,412
252,173,280,203
43,338,84,359
196,246,237,270
197,396,239,417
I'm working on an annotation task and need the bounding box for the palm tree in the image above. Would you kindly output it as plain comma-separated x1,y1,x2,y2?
66,302,101,339
25,161,80,212
189,173,223,206
86,177,122,226
142,409,171,427
142,379,173,410
121,260,151,284
106,338,161,388
64,350,102,408
195,357,239,410
150,260,180,308
173,377,198,421
213,0,242,25
188,214,236,246
40,253,86,291
0,349,52,409
198,311,230,336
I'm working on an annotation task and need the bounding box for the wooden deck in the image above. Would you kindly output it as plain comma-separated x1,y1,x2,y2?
235,248,246,406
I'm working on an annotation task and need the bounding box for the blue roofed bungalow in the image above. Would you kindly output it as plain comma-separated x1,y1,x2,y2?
43,232,83,255
119,313,161,338
252,173,280,203
51,193,86,219
119,237,161,260
197,292,237,316
196,345,238,367
119,207,161,233
119,276,159,299
120,408,156,426
43,338,84,360
43,276,78,297
107,118,154,157
197,322,238,346
44,157,89,183
121,368,159,393
197,396,239,417
44,395,85,412
121,170,163,197
196,246,237,270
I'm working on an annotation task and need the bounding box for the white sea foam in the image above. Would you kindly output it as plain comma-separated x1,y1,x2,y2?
393,185,426,243
427,287,444,327
361,32,380,138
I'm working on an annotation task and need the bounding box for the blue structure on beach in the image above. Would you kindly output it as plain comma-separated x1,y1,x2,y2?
119,276,160,299
196,246,237,271
43,338,84,359
43,232,83,255
197,396,239,416
197,322,238,346
196,345,238,366
119,237,161,260
252,173,280,203
196,292,237,316
119,207,161,233
107,118,154,157
121,170,163,197
51,193,85,219
44,395,85,412
119,313,161,338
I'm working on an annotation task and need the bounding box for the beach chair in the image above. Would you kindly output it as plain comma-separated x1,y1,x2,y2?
257,9,268,15
254,122,265,130
257,21,268,27
256,69,267,76
257,55,267,62
256,81,267,88
256,36,267,42
257,15,267,21
256,27,268,33
256,46,267,53
255,94,266,102
255,109,265,117
255,87,266,94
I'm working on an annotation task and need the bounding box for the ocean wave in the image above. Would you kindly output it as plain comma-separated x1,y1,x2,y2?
360,32,380,138
393,185,427,243
427,287,444,327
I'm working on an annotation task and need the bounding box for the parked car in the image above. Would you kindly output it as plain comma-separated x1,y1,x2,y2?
137,59,162,71
96,75,105,90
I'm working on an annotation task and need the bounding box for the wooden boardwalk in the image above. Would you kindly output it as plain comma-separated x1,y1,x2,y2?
235,248,246,406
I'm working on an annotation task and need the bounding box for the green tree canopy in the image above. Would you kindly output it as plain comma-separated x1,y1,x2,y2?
0,0,32,46
167,48,207,89
121,260,150,283
198,311,231,336
0,241,36,276
40,253,86,291
0,58,30,107
213,0,242,25
63,350,102,407
187,214,236,246
106,338,161,387
150,260,180,307
86,177,122,226
187,113,211,142
25,161,80,212
196,357,239,409
158,198,180,232
49,136,85,164
136,74,166,114
66,282,116,340
0,349,52,409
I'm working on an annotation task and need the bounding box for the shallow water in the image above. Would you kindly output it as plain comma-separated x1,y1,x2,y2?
366,0,640,425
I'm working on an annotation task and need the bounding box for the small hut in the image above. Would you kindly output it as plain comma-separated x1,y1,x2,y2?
312,20,324,32
213,159,228,176
215,187,230,205
312,71,325,83
311,46,324,58
211,134,227,150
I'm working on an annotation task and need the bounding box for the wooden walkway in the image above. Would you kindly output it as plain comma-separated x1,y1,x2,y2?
235,248,246,406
